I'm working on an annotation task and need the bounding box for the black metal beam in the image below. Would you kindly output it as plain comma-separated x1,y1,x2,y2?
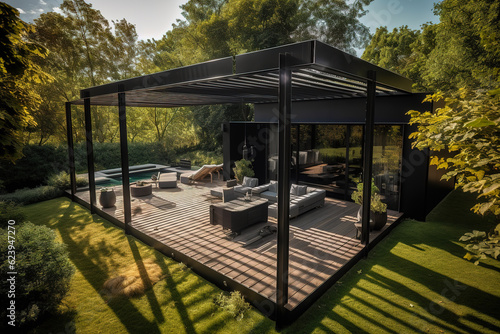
80,57,233,98
118,92,132,234
276,53,292,330
361,71,376,245
84,98,96,212
65,102,77,199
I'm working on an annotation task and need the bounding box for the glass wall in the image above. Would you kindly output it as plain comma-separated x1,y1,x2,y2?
290,124,403,210
372,125,403,210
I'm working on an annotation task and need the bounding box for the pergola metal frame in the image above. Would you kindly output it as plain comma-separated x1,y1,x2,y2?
66,40,412,329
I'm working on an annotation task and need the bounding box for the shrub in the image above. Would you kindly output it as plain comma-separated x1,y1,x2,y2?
213,291,250,320
0,201,26,228
0,222,75,327
0,186,63,205
0,145,68,192
232,159,254,183
47,171,88,190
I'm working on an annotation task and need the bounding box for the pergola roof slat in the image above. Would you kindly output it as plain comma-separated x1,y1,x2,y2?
72,40,412,108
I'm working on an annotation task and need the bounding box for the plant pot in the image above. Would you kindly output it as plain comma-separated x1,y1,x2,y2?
356,207,387,231
99,190,116,208
371,210,387,230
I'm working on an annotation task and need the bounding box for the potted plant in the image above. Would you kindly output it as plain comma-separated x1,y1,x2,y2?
352,179,387,230
232,159,255,184
99,188,116,208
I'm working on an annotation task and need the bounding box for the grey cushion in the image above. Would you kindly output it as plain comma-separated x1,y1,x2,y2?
261,191,277,202
268,180,278,193
242,176,258,188
222,188,236,202
234,185,252,194
296,185,307,195
290,184,299,195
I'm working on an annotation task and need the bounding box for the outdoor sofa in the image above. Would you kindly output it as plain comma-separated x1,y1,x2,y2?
253,181,326,218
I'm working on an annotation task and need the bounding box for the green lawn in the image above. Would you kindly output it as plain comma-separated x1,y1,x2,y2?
24,198,275,334
287,190,500,333
24,191,500,333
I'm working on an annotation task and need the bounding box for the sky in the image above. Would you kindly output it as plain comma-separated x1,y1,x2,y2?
6,0,440,53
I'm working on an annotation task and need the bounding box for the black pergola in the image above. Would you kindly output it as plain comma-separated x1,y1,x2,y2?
66,40,412,329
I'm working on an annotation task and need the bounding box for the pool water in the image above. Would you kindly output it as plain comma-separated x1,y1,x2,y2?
96,170,161,188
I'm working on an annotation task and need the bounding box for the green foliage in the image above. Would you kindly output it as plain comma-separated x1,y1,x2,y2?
0,222,75,326
47,171,88,190
0,186,63,205
408,89,500,216
460,224,500,265
362,0,500,93
232,159,254,183
213,291,251,321
178,149,223,166
0,143,173,192
0,3,51,162
351,179,387,213
0,201,26,228
0,144,68,192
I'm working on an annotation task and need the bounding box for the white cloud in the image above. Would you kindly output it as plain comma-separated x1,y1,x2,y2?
38,8,44,12
29,9,37,14
17,8,26,14
53,7,62,14
40,0,47,5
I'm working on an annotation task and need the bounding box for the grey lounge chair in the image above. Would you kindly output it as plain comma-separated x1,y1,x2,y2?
180,164,223,184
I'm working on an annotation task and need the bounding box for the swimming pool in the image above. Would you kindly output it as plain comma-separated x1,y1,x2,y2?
96,170,162,188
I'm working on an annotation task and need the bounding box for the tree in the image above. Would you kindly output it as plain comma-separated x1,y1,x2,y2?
295,0,373,54
362,25,427,91
30,0,141,144
422,0,500,91
408,88,500,216
0,3,51,162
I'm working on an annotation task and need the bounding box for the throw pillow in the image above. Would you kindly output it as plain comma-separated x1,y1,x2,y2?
269,180,277,193
222,188,236,203
242,176,252,187
297,185,307,196
249,177,258,188
290,184,299,195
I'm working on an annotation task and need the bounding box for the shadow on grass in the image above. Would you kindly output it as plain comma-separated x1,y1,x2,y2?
153,252,198,333
56,202,162,333
127,238,165,324
286,191,500,333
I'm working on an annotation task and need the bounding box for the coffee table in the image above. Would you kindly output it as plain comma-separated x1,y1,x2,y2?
210,198,268,234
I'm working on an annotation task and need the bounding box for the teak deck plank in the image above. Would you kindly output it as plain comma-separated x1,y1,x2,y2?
73,179,402,309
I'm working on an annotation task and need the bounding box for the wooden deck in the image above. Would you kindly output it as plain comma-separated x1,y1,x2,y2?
74,178,402,309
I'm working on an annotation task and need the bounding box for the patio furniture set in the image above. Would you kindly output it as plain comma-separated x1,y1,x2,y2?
209,176,327,234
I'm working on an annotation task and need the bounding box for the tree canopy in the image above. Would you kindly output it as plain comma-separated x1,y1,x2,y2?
0,3,50,162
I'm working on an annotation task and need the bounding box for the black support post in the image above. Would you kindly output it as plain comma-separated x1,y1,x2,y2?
295,124,300,184
276,53,292,330
84,97,96,213
361,71,376,245
344,125,351,200
65,102,77,199
118,92,132,234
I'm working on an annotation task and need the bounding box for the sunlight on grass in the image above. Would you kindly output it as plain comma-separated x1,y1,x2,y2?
23,191,500,333
24,197,276,334
286,190,500,334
